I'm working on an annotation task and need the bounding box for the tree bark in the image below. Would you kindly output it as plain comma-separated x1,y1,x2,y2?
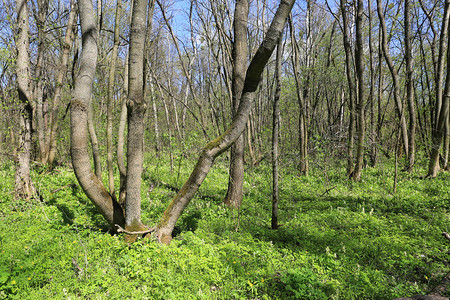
223,0,249,209
71,0,125,229
47,0,77,169
351,0,365,181
289,16,308,176
15,0,35,200
340,0,355,176
428,0,450,178
377,0,409,158
106,0,122,199
124,0,148,235
272,33,282,230
155,0,295,244
405,0,416,172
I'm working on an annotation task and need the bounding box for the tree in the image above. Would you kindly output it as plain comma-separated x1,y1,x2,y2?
15,0,35,200
223,0,249,209
428,0,450,177
272,32,283,230
155,0,295,244
351,0,365,181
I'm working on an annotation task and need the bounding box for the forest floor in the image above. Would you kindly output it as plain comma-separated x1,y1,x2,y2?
0,153,449,299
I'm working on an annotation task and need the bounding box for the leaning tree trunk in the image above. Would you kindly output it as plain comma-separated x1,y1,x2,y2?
155,0,295,245
15,0,35,200
223,0,249,209
377,0,409,159
71,0,125,229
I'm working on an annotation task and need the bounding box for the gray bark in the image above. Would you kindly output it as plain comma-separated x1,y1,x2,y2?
156,0,295,244
71,0,125,229
223,0,249,209
15,0,35,200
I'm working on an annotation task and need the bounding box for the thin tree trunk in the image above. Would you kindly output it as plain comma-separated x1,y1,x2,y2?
155,0,295,244
340,0,355,176
34,0,49,164
117,57,128,206
351,0,365,181
15,0,35,200
428,0,450,177
405,0,416,172
88,99,102,181
223,0,249,209
272,33,282,230
47,0,76,168
289,16,308,175
377,0,409,158
71,0,125,229
106,0,122,199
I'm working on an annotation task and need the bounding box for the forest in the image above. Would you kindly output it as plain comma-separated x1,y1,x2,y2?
0,0,449,298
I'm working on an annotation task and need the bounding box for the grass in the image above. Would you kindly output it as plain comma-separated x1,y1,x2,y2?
0,154,449,299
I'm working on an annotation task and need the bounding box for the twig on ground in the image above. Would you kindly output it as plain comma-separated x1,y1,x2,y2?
115,224,155,235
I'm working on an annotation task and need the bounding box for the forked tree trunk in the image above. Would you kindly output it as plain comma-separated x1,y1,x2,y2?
223,0,249,209
377,0,409,158
71,0,125,229
156,0,295,244
15,0,35,200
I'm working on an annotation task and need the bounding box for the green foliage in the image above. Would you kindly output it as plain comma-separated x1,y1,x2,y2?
0,156,448,299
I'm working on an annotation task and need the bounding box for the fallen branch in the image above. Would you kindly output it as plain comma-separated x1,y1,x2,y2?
443,232,450,242
115,224,155,235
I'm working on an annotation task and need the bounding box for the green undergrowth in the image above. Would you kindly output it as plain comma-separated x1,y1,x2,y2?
0,156,449,299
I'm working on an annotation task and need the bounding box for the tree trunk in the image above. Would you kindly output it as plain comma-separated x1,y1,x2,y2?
351,0,365,181
223,0,249,209
405,0,416,172
428,0,450,177
71,0,125,229
377,0,409,159
272,33,282,230
15,0,35,200
340,0,355,176
155,0,295,244
34,0,49,165
106,0,121,199
124,0,149,238
47,0,77,169
289,16,308,176
428,0,450,178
